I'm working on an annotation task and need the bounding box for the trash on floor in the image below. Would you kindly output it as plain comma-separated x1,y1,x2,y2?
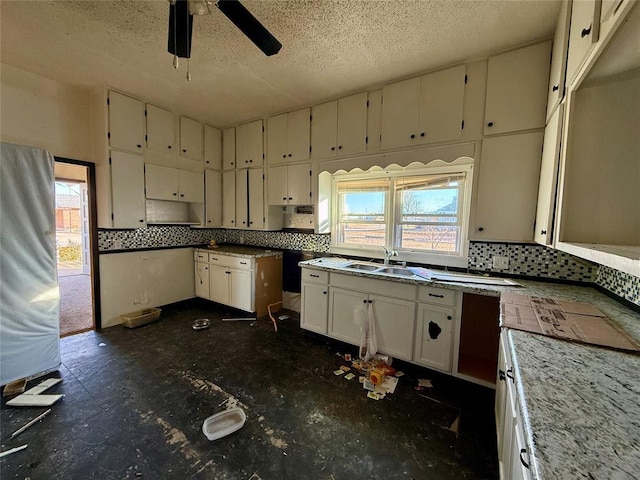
6,394,64,407
367,391,384,401
98,343,107,347
23,378,61,395
3,378,26,397
11,408,51,439
333,369,345,376
192,318,211,330
0,444,28,459
417,379,433,388
344,373,355,381
202,407,247,441
339,365,351,372
121,307,161,328
222,317,256,322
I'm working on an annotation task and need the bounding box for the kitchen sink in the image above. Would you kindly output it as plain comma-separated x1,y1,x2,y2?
343,262,381,271
378,267,415,277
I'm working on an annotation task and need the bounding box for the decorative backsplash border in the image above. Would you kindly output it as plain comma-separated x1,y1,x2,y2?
98,227,639,307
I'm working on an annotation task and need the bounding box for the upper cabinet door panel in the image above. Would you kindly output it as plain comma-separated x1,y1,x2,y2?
311,100,338,159
205,169,222,227
381,77,421,150
146,104,175,154
337,92,368,155
287,107,311,162
248,168,264,229
267,165,288,205
110,151,146,228
222,170,236,227
223,127,236,170
547,0,572,121
484,40,552,135
177,169,204,203
287,163,312,205
204,125,222,170
145,163,178,201
267,113,288,164
236,120,263,168
179,116,202,162
418,65,466,144
109,91,144,153
566,0,601,86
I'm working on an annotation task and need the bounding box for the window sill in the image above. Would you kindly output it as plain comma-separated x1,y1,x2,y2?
329,245,469,269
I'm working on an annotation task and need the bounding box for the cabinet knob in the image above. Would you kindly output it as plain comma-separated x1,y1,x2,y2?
249,221,253,224
337,146,342,150
410,134,415,139
323,291,327,295
581,25,592,38
231,220,234,223
519,449,530,469
180,194,184,197
208,220,211,223
249,159,253,163
173,193,177,196
282,154,287,158
540,229,547,235
478,227,484,232
231,162,234,166
552,85,559,92
288,197,293,200
283,197,287,200
242,221,246,224
168,145,172,149
420,132,425,137
182,149,187,153
447,315,452,320
137,144,142,148
363,299,367,304
487,122,494,127
288,153,292,157
331,147,335,151
139,219,144,223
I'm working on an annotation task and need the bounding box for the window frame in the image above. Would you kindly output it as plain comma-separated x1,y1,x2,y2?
330,163,473,268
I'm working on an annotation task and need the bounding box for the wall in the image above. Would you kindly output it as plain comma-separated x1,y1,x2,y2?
0,64,93,161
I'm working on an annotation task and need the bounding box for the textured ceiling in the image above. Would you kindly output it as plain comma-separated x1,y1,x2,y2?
0,0,561,127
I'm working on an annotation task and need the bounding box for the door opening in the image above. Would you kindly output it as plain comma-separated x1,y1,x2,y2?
54,159,99,336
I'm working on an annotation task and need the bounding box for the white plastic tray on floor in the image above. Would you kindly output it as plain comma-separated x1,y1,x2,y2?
202,407,246,441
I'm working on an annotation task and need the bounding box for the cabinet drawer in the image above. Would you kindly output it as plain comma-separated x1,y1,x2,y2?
417,286,455,306
302,269,329,284
331,273,416,301
194,250,209,262
208,253,254,270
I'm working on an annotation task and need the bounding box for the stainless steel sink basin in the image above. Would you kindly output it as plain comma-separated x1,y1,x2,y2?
378,267,415,277
343,262,380,271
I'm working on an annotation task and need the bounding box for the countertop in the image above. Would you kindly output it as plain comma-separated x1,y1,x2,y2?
299,257,640,479
195,245,282,259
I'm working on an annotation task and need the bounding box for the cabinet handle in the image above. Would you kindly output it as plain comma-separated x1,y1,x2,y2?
283,197,287,200
478,227,484,232
540,229,547,235
420,132,425,137
368,300,373,304
428,293,445,298
226,271,231,274
410,134,416,139
288,197,293,200
581,25,592,38
506,368,515,383
487,122,494,127
552,85,559,92
519,449,530,469
211,257,218,261
240,261,247,265
499,369,506,381
310,274,319,278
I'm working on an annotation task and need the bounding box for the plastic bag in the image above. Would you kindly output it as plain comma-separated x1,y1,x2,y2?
354,303,377,361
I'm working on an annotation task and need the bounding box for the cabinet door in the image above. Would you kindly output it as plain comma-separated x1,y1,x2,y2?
337,92,368,155
510,420,532,480
209,265,230,305
473,132,544,242
329,289,365,346
287,107,311,162
267,165,288,205
235,169,248,228
229,268,253,312
266,113,288,164
248,168,264,229
414,303,454,372
222,170,236,228
566,0,600,86
371,294,415,361
381,77,421,150
222,127,236,169
205,169,222,227
177,169,204,203
534,105,564,246
195,262,210,299
418,65,466,144
495,333,509,461
110,151,146,228
311,100,338,159
286,163,311,205
145,163,178,201
547,0,572,121
204,125,222,170
146,104,175,154
301,282,329,334
484,41,552,135
179,116,203,161
109,91,144,153
236,119,263,167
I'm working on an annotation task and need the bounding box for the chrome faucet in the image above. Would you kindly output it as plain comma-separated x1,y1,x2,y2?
382,247,397,265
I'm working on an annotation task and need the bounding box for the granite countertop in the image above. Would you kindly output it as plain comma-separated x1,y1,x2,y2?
299,257,640,479
196,244,282,259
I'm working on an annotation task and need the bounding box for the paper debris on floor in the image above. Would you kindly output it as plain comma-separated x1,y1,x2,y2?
378,376,399,394
367,391,384,401
6,394,64,407
333,369,345,376
3,378,26,397
339,365,351,372
343,354,352,361
344,373,355,381
24,378,62,395
395,371,405,377
358,376,365,384
363,379,375,391
418,379,433,388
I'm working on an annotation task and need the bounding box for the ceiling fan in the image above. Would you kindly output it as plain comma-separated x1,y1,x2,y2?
168,0,282,77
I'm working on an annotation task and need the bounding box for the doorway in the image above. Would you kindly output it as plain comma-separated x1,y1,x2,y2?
54,159,99,336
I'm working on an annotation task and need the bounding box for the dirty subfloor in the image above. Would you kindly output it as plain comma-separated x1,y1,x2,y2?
1,299,498,479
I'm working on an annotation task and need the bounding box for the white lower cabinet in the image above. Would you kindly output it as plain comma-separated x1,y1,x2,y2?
195,261,210,298
414,303,455,373
209,264,231,305
301,282,329,334
328,288,364,346
371,294,415,361
229,267,252,312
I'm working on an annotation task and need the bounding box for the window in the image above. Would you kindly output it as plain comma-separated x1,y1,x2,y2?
331,164,473,266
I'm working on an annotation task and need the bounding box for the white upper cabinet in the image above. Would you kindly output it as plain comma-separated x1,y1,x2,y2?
381,65,465,149
267,108,310,164
311,92,368,159
179,116,203,162
145,163,203,203
267,163,311,206
236,120,263,168
177,169,204,203
565,0,601,86
547,1,572,122
248,168,265,229
110,150,146,228
204,125,222,170
205,169,222,227
222,127,236,169
484,41,552,136
473,131,544,242
222,170,236,227
146,104,175,154
108,91,145,153
534,104,564,246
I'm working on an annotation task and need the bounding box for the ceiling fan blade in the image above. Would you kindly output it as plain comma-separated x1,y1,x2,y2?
168,0,194,58
216,0,282,56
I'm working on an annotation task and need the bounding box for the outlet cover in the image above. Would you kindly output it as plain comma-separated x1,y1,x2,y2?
492,255,510,269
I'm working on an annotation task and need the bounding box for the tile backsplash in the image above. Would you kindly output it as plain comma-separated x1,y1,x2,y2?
98,227,639,307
